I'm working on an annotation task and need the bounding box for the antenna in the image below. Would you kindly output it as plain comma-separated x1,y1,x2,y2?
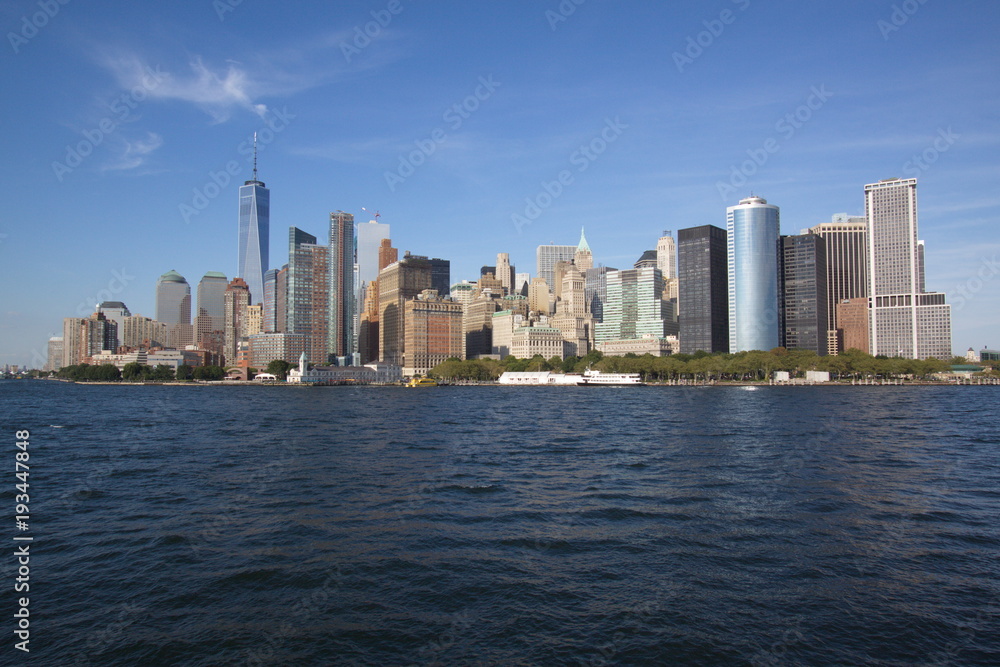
252,132,258,181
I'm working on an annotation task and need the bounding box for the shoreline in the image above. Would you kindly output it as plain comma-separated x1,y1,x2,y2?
27,378,1000,388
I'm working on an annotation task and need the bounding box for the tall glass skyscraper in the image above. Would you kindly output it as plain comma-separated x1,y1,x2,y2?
678,225,729,354
156,270,191,326
779,234,828,354
196,272,228,331
238,147,269,306
329,211,355,360
727,196,780,353
156,269,193,349
356,218,391,287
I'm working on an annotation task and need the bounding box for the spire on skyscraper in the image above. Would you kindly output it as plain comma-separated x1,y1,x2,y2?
252,131,258,182
577,227,591,253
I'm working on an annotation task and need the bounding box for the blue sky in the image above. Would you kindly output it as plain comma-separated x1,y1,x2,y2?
1,0,998,367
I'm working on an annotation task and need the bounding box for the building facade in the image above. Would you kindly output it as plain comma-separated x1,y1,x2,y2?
96,301,130,348
536,244,577,295
678,225,729,354
378,255,433,366
595,267,675,345
224,277,251,365
196,271,228,349
247,332,307,368
511,325,564,360
286,227,330,364
808,216,868,354
865,178,952,359
155,269,192,349
237,164,269,306
403,290,464,376
45,336,63,372
656,231,677,279
727,196,780,352
328,211,355,360
836,298,870,353
779,234,828,354
121,315,168,349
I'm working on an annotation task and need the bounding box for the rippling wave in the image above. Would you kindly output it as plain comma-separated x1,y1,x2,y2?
4,381,999,665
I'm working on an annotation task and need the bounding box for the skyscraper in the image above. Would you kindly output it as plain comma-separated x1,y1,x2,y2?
865,178,952,359
808,216,868,354
536,244,577,294
551,262,594,357
678,225,729,354
237,138,269,306
656,231,677,279
779,234,828,354
356,217,391,287
595,267,673,344
62,312,116,366
328,211,355,360
403,290,464,376
262,268,279,333
574,228,593,272
195,272,228,349
429,258,451,297
727,196,780,352
378,238,398,272
155,270,193,349
496,253,514,295
97,301,130,349
378,254,432,366
585,266,616,323
224,277,251,365
528,278,550,316
286,228,330,364
46,336,63,372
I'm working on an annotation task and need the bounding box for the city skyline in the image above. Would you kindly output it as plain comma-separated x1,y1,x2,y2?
2,2,999,367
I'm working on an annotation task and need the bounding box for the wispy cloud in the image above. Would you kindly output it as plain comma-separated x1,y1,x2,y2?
94,27,413,124
102,132,164,172
101,53,268,122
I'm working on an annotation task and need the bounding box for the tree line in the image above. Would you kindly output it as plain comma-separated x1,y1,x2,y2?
53,359,296,383
55,363,228,382
430,348,992,382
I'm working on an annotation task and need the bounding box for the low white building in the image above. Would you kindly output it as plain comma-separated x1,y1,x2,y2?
287,354,402,384
89,350,148,369
498,371,580,385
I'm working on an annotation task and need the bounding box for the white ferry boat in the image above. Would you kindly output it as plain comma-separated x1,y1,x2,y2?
576,369,644,386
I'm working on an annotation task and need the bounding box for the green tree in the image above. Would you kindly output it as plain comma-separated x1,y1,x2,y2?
122,362,145,382
152,365,175,381
266,359,293,381
175,364,193,381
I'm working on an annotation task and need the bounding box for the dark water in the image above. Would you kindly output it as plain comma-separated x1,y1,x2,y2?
2,381,999,665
